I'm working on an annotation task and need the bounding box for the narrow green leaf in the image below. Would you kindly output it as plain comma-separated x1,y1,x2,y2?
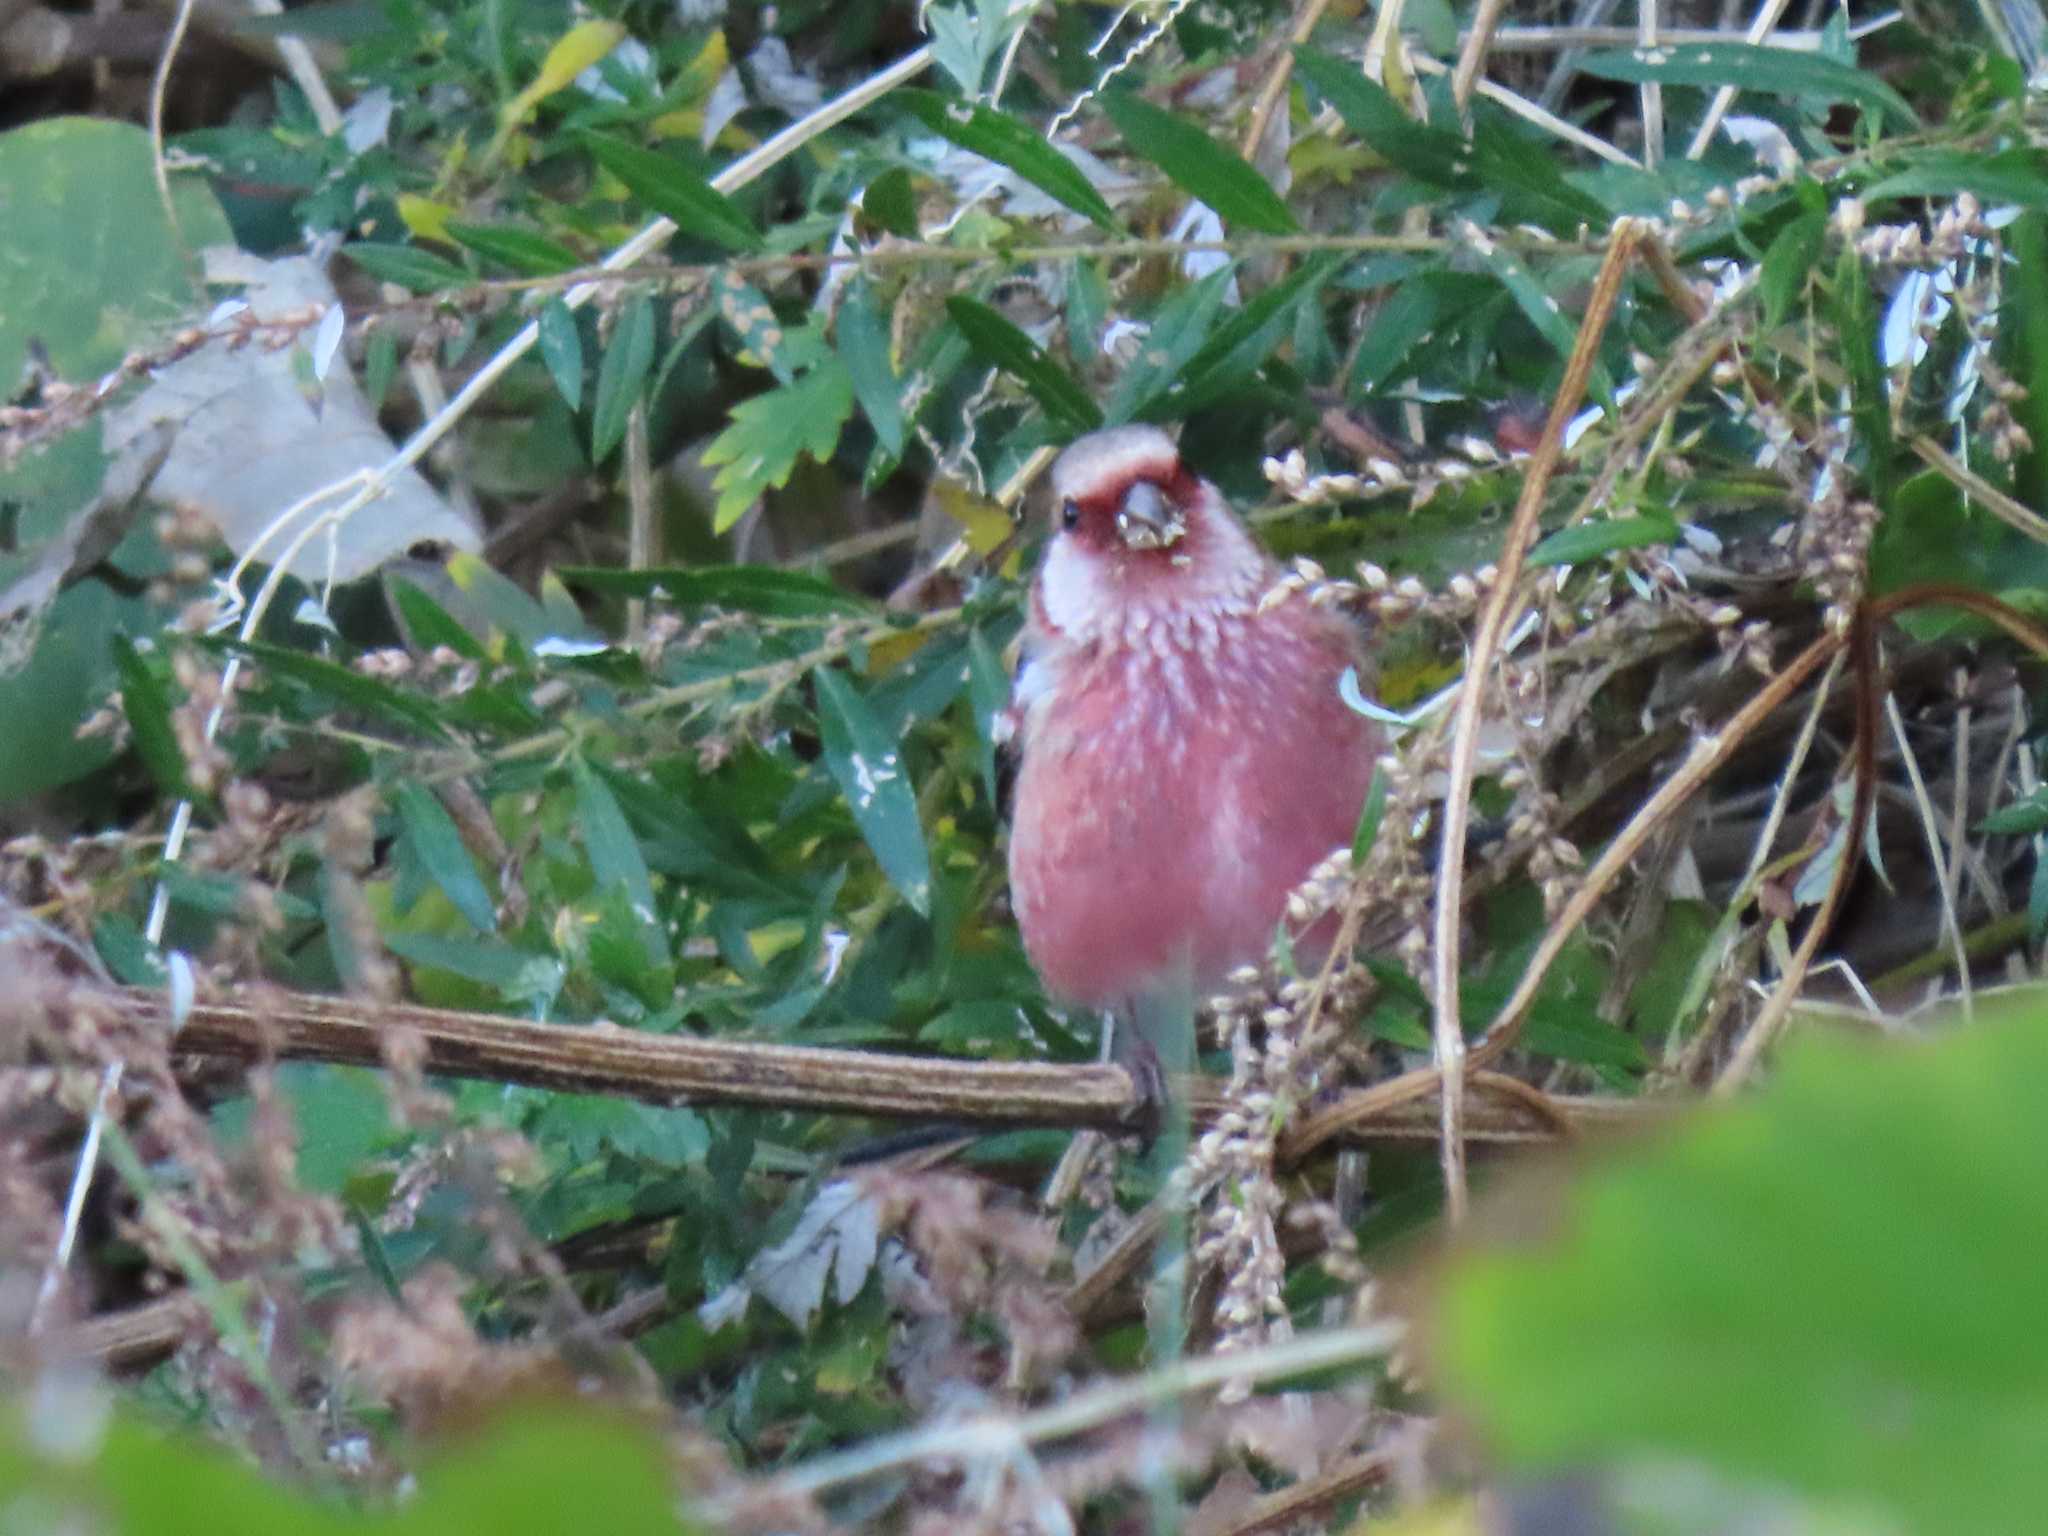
1863,150,2048,211
537,299,585,412
364,330,397,411
2032,852,2048,939
1351,761,1390,864
111,636,191,799
573,758,669,964
814,667,931,915
1100,91,1298,235
836,283,906,458
1759,207,1825,331
1831,245,1893,505
1464,104,1614,235
1475,241,1614,406
1981,793,2048,836
965,627,1010,807
446,220,578,275
1529,514,1677,566
344,242,470,293
582,132,766,253
591,292,655,461
1175,252,1342,408
896,89,1119,229
1349,274,1445,395
394,781,497,932
946,296,1103,432
1104,266,1234,424
391,578,486,658
1297,51,1610,236
209,637,451,740
1293,47,1472,186
2011,214,2048,515
557,564,873,617
1579,42,1919,131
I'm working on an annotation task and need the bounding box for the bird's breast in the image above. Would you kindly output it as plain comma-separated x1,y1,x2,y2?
1007,606,1378,1008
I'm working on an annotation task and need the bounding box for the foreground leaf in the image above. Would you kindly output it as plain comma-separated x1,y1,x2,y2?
1438,998,2048,1532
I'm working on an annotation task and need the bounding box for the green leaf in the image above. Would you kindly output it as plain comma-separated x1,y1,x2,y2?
895,89,1119,230
233,1,393,40
1981,792,2048,836
1863,149,2048,210
946,296,1103,432
111,636,191,800
582,132,766,253
1528,513,1677,566
1758,206,1825,331
813,667,931,915
344,242,472,292
591,292,655,461
1438,998,2048,1533
965,627,1010,806
1349,273,1446,395
861,166,919,237
836,283,907,459
0,116,234,387
1104,266,1234,423
364,329,398,410
2011,214,2048,516
211,637,451,740
699,361,856,532
1474,239,1607,401
558,564,873,617
712,276,824,385
1293,50,1609,236
1351,760,1389,863
446,220,579,275
394,781,497,932
1175,252,1343,409
1293,48,1468,184
1100,91,1299,235
1578,42,1919,131
572,759,662,938
391,578,487,659
1830,244,1893,505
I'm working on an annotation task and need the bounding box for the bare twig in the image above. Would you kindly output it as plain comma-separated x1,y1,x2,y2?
705,1323,1403,1516
1239,0,1338,166
1450,0,1508,115
1885,690,1972,1023
1430,217,1643,1223
1215,1447,1397,1536
1685,0,1798,160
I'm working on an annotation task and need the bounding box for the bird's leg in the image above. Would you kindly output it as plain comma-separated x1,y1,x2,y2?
1106,1008,1170,1139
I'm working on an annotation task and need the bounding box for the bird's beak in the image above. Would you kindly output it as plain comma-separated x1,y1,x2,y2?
1116,481,1186,550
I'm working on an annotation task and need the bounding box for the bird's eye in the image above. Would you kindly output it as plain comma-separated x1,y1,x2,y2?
1060,499,1081,531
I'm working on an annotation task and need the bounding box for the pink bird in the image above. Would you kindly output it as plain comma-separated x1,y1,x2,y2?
1006,424,1382,1093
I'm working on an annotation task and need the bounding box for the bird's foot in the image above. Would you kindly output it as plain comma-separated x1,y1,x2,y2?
1115,1033,1169,1146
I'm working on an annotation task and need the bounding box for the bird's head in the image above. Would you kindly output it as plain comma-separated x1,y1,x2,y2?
1035,425,1269,643
1048,424,1201,558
